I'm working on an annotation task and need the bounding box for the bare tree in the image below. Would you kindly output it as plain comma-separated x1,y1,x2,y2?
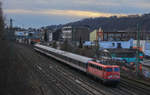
0,2,4,38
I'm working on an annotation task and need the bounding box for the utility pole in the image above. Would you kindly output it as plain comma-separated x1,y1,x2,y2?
136,24,140,76
10,18,13,29
9,18,15,40
96,28,100,59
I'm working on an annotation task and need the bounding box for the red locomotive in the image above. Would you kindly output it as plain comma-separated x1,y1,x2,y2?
88,61,120,83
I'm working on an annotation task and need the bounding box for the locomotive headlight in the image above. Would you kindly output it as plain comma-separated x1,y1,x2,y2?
113,75,119,78
108,75,113,78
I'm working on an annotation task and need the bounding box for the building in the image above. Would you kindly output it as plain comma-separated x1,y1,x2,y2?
15,30,42,44
29,31,42,43
53,29,62,41
133,40,150,57
103,31,150,41
44,30,53,42
62,26,72,40
90,28,103,42
44,29,62,42
15,31,29,43
84,40,133,49
62,25,90,45
90,29,97,42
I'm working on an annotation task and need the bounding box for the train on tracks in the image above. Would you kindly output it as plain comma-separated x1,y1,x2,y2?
34,43,120,84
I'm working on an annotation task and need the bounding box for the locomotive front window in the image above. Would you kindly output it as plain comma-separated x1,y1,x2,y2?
105,68,112,72
114,68,120,72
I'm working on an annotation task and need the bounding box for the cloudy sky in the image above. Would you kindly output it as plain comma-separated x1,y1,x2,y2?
2,0,150,28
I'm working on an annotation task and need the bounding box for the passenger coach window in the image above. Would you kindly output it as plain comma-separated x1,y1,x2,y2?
114,68,120,72
105,68,112,72
99,66,102,70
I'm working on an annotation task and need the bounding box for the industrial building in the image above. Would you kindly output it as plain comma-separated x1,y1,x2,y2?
103,31,150,41
62,25,90,45
15,30,42,44
44,29,62,42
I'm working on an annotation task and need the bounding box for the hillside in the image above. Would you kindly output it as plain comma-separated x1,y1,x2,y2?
46,13,150,32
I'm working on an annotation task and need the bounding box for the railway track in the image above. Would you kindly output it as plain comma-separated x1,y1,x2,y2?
49,60,140,95
44,54,150,95
33,52,137,95
120,77,150,95
34,50,113,95
16,44,150,95
34,59,107,95
36,65,84,95
50,65,110,95
17,45,96,95
33,47,149,95
22,59,84,94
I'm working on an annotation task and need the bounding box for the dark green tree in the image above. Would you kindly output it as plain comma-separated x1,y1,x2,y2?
0,2,4,38
52,41,57,48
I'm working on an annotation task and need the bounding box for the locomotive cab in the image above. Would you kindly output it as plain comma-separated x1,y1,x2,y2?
103,66,120,83
87,61,120,84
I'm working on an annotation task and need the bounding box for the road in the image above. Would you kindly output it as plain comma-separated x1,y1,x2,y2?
0,41,150,95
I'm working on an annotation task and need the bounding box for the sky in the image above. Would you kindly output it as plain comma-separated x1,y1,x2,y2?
2,0,150,28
